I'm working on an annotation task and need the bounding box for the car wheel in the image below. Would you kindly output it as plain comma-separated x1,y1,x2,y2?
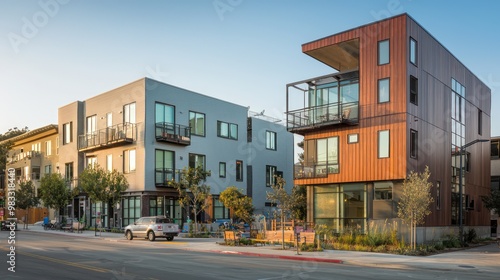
148,231,156,242
166,236,174,241
126,231,133,240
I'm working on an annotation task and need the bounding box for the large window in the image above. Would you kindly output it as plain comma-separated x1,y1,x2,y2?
189,111,205,136
219,162,226,178
124,102,136,124
304,136,339,175
45,141,52,156
410,129,418,159
106,154,113,172
266,131,277,150
236,160,243,181
378,78,390,103
149,196,164,216
86,115,97,135
189,153,206,170
62,122,72,144
122,196,141,227
123,149,136,173
410,76,418,105
156,102,174,124
65,162,73,181
217,121,238,140
156,149,174,185
378,130,390,158
213,197,230,220
86,156,97,168
410,37,417,65
378,39,389,65
266,165,277,187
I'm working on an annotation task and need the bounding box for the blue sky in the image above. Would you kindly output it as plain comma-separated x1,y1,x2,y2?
1,0,499,137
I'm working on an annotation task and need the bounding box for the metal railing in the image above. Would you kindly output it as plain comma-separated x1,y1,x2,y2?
78,123,136,151
294,162,339,179
286,101,358,132
155,122,191,145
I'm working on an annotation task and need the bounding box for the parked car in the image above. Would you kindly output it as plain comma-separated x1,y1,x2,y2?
124,216,179,241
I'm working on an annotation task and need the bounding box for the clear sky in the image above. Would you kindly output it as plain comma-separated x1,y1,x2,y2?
1,0,499,137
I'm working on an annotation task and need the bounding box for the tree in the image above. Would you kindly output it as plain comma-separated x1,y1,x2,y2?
266,176,295,249
397,166,434,250
219,186,254,226
15,180,40,229
169,165,211,234
290,185,307,221
39,173,74,221
297,140,304,165
79,165,128,228
482,190,500,215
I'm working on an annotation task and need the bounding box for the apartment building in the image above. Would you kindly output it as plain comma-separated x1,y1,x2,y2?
58,78,293,228
285,14,491,241
0,125,58,223
490,137,500,237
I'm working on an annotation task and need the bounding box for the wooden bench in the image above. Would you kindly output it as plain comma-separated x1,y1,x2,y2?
224,231,240,246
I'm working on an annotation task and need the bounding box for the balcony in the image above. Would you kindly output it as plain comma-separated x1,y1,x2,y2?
294,162,339,179
286,101,358,133
78,123,136,152
286,70,359,134
155,122,191,146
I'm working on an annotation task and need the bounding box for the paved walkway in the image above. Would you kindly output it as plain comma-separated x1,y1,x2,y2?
18,225,500,273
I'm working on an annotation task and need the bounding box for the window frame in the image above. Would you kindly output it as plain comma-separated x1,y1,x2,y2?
373,181,393,200
236,160,243,182
123,149,136,173
219,162,226,178
189,111,206,137
410,37,417,65
123,102,136,124
378,77,390,103
266,165,277,187
378,39,390,65
217,121,238,140
410,129,418,159
266,131,277,150
62,122,72,145
189,153,206,171
348,133,358,144
410,75,418,105
378,130,390,158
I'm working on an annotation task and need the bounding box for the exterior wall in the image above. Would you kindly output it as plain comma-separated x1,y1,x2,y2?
58,101,85,185
247,117,294,215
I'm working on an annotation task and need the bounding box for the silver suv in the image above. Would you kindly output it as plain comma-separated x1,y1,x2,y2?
124,216,179,242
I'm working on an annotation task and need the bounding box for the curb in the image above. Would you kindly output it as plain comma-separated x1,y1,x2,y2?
208,250,343,264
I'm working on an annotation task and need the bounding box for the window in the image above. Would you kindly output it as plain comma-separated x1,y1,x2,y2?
478,109,482,135
378,39,389,65
65,162,74,181
56,136,59,154
86,115,97,135
348,134,358,144
124,102,136,124
189,153,206,170
436,181,441,210
123,149,136,173
378,130,390,158
266,131,277,150
32,142,41,152
213,197,230,220
106,113,112,128
266,165,277,187
217,121,238,140
44,165,51,175
156,102,174,124
189,111,205,136
62,122,72,144
122,196,141,227
410,76,418,105
374,181,393,200
236,160,243,181
156,149,174,184
304,136,339,174
410,37,417,65
149,197,164,216
378,78,390,103
491,140,499,158
219,162,226,178
86,157,97,168
410,129,418,159
106,154,113,172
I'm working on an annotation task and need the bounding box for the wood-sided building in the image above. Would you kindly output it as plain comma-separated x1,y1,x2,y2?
285,13,491,241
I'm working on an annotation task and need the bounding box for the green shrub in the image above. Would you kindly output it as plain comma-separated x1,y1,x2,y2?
465,228,477,243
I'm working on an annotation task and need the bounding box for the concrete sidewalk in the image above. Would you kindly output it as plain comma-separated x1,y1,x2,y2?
19,225,500,273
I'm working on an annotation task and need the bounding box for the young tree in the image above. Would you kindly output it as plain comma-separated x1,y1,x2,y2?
169,165,211,234
79,165,128,229
266,176,294,249
290,185,307,221
219,186,254,226
482,190,500,215
39,173,74,222
15,180,40,229
397,166,434,250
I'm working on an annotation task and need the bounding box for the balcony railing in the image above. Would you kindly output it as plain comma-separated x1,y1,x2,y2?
294,162,339,179
286,101,358,133
78,123,136,152
155,122,191,145
155,168,184,187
